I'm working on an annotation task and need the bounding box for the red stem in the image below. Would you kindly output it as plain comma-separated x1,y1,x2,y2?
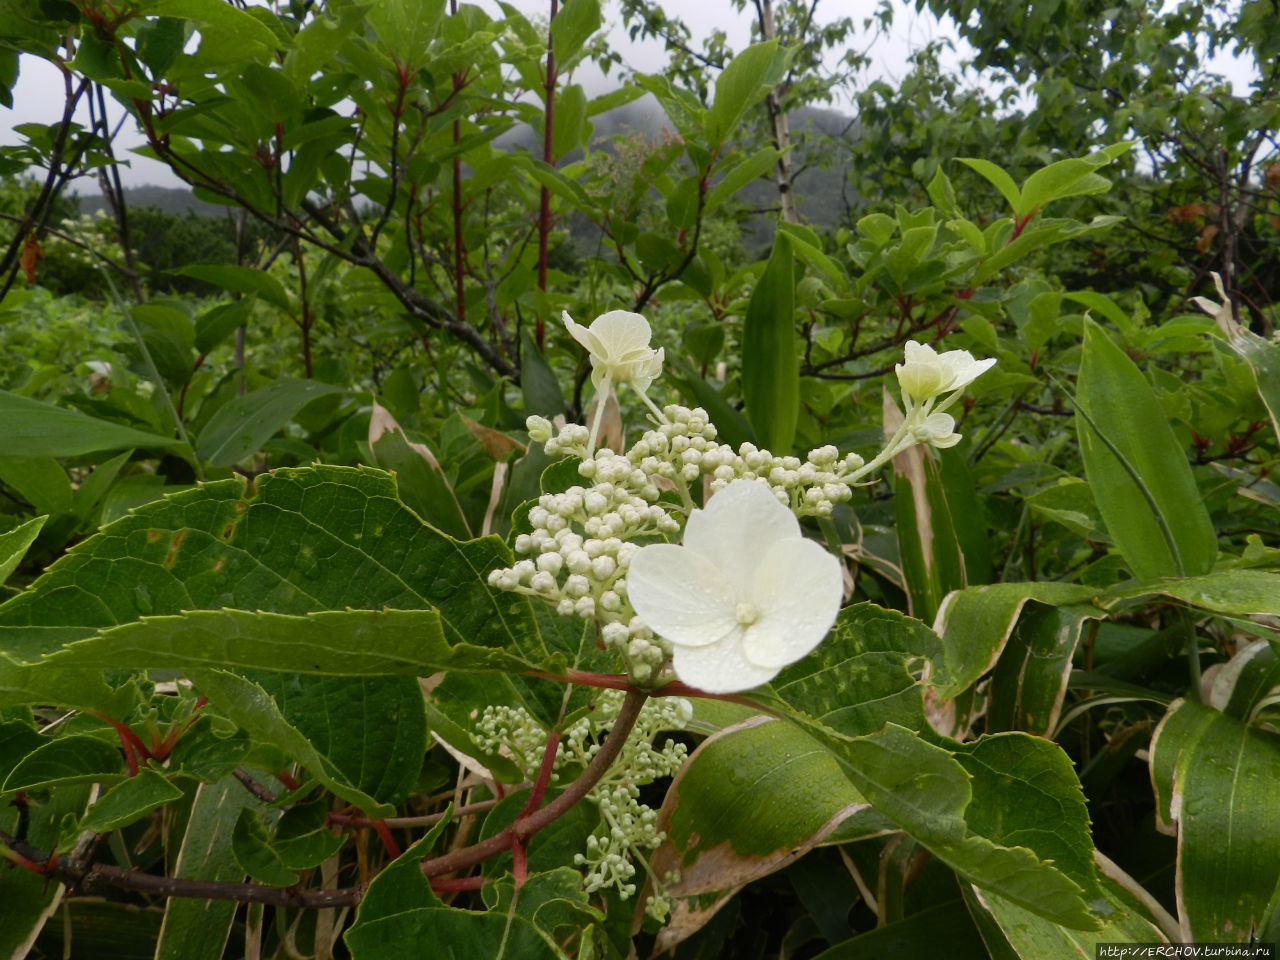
430,875,486,892
372,820,401,859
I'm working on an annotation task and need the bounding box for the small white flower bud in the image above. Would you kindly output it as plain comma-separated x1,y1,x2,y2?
526,416,553,443
591,555,617,580
537,552,563,575
530,571,556,592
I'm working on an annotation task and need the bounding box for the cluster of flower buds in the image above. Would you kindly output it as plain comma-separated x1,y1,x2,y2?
471,691,691,914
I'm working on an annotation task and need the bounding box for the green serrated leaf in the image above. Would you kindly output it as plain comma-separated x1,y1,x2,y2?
3,733,126,793
82,768,184,832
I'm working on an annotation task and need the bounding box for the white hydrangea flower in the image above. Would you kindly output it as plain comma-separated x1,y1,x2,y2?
563,309,666,453
563,310,664,393
895,340,996,407
626,480,843,693
911,411,961,448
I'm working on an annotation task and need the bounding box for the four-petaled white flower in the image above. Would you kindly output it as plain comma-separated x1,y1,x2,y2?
564,310,664,393
895,341,996,408
626,480,843,693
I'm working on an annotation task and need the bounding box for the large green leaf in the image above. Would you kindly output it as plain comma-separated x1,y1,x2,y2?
650,717,882,899
168,264,290,311
1149,699,1280,942
0,465,545,665
550,0,601,65
186,669,392,815
763,602,941,738
773,715,1100,929
253,673,427,806
195,377,345,467
741,233,798,454
968,878,1168,958
1075,317,1216,579
0,389,183,458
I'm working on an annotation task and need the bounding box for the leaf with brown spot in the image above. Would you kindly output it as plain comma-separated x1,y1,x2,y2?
648,716,880,903
19,232,43,284
461,415,525,460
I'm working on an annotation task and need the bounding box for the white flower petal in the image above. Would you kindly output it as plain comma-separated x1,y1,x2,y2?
590,310,652,355
940,351,996,391
683,480,799,596
670,629,780,693
626,543,738,649
562,311,594,351
743,537,843,668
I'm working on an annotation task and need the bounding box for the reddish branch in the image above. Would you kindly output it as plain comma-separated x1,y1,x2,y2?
419,689,646,879
0,693,649,909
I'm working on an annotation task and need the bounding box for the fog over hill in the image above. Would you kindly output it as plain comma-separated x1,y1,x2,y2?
73,97,860,251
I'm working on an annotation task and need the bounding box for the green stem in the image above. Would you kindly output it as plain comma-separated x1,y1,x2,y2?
585,373,611,456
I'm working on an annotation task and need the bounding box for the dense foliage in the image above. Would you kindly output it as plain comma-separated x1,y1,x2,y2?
0,0,1277,957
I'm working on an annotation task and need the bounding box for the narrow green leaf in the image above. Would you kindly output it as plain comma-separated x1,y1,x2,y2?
987,603,1099,736
0,514,46,585
155,777,253,960
2,733,126,793
34,607,560,677
550,0,601,65
0,389,183,457
1076,318,1216,579
932,582,1097,698
1150,699,1280,942
81,768,184,832
0,466,548,671
969,880,1167,956
196,377,345,467
169,264,290,312
706,146,785,210
955,157,1022,212
741,233,798,453
708,40,787,147
776,718,1099,929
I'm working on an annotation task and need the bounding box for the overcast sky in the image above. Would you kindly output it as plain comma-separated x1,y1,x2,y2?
0,0,1252,192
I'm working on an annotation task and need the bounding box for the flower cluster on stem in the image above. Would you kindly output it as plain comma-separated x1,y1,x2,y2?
472,691,690,916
